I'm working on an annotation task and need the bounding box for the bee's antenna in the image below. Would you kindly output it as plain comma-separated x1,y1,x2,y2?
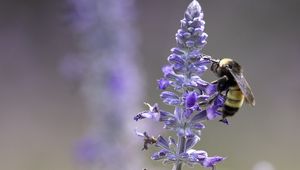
202,54,219,63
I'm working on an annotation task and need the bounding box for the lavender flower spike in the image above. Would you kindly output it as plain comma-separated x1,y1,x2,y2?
134,0,226,170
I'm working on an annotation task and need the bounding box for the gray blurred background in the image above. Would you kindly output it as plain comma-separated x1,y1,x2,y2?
0,0,300,170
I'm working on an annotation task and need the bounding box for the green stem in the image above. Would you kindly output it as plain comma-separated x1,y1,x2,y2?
172,136,186,170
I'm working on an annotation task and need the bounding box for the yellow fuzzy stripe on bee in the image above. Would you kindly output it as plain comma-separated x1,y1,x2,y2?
229,85,240,90
219,58,233,67
227,90,244,100
225,98,244,108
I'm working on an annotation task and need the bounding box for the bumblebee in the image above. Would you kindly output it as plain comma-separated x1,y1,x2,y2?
203,56,255,121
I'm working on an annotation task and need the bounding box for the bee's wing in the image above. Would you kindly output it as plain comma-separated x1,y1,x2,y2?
228,68,255,106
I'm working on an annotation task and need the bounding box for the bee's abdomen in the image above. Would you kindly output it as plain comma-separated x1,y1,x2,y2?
223,85,244,117
223,105,239,117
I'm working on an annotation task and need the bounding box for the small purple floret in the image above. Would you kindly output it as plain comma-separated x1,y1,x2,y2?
157,78,170,90
202,156,225,168
186,92,197,108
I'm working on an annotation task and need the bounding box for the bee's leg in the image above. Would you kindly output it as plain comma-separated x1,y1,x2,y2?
199,76,228,105
211,75,229,92
219,117,229,125
199,76,229,107
211,75,228,84
198,92,219,106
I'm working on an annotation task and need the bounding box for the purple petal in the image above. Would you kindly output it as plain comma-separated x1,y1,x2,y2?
156,136,170,150
205,84,217,95
151,153,162,160
162,98,181,106
134,103,161,121
160,91,181,106
197,94,210,101
179,152,190,159
185,0,202,20
191,122,205,130
157,78,170,90
162,65,174,77
159,110,174,121
185,128,195,138
151,149,169,160
186,92,197,108
191,110,207,122
188,149,208,161
160,91,179,100
164,118,177,127
186,40,195,48
196,32,208,46
177,29,185,36
190,19,201,28
215,94,225,106
141,111,160,121
194,65,208,75
186,136,200,150
166,74,185,87
194,58,211,66
202,156,225,168
189,59,208,74
184,77,199,87
174,106,183,121
176,36,184,46
206,106,219,120
168,54,185,65
166,154,177,161
188,49,201,59
171,47,186,55
188,27,194,33
173,63,186,74
184,109,193,119
183,32,192,39
183,128,195,138
196,26,205,35
200,32,208,42
180,19,188,29
133,112,145,121
193,27,203,36
195,78,209,87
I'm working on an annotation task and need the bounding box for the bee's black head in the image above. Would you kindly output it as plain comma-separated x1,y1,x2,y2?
219,58,242,73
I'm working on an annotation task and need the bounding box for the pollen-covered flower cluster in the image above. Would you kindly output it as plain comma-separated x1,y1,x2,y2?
134,1,226,170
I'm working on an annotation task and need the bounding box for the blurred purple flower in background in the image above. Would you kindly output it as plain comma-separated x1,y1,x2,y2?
60,0,145,169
